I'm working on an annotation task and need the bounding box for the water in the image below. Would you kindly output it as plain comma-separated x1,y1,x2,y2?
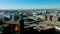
55,27,60,34
24,27,55,34
24,27,60,34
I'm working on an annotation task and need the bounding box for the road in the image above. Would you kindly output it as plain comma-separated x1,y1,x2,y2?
24,20,60,30
3,21,19,24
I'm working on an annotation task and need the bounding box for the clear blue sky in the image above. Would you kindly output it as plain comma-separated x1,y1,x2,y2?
0,0,60,9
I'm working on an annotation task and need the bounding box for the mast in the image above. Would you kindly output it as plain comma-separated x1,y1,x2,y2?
19,11,24,34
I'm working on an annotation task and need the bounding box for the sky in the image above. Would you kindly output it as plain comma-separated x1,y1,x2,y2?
0,0,60,9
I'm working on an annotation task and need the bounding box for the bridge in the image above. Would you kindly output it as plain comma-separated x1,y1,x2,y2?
0,13,10,18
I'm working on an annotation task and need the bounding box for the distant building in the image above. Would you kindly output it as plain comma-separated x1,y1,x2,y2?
14,14,19,21
33,12,37,16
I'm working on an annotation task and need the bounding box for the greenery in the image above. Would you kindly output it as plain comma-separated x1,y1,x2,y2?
3,23,9,27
